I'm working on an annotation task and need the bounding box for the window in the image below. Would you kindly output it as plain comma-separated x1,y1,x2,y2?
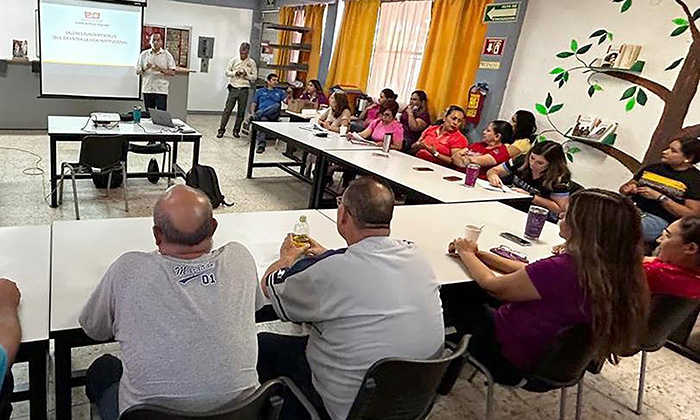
366,1,432,103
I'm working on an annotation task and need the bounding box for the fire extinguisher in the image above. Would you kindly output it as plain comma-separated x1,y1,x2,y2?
464,82,489,126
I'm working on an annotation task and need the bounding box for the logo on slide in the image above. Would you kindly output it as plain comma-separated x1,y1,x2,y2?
84,11,101,20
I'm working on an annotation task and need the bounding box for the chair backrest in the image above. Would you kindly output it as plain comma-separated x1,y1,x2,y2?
345,337,469,420
119,378,292,420
525,324,594,391
79,136,125,169
640,294,700,351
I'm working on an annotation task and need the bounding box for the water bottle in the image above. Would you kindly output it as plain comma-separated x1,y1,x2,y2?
292,215,310,247
382,133,392,153
133,106,142,123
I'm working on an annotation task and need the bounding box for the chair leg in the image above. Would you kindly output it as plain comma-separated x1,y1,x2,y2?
106,172,112,197
575,379,584,420
483,369,495,420
559,387,568,420
636,351,647,415
58,169,66,205
122,165,129,212
70,171,79,220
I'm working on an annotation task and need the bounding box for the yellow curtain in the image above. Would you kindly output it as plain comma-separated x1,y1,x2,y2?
301,4,326,81
325,0,381,91
275,7,297,81
417,0,492,118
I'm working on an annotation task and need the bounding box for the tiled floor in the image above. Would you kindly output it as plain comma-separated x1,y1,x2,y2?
1,115,699,419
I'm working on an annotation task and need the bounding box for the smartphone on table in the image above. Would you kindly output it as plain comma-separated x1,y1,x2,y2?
499,232,532,247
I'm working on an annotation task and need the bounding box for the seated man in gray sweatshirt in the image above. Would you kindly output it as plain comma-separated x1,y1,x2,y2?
80,185,265,420
258,177,445,420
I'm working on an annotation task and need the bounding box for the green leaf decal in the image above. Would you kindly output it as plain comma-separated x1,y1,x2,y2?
535,103,548,115
570,39,579,52
568,147,581,154
671,25,689,36
577,44,592,55
538,135,547,143
557,51,575,58
566,153,574,163
608,32,614,41
588,86,595,97
563,72,569,82
672,18,689,26
598,34,607,45
637,89,648,106
693,8,700,20
602,136,616,145
550,67,566,74
546,93,553,108
594,84,603,91
665,58,684,71
621,0,632,13
590,29,607,37
620,86,637,100
549,104,564,114
626,97,636,111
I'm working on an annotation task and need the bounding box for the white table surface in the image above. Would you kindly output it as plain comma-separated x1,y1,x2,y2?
0,225,50,342
48,116,200,136
325,149,526,203
284,110,322,120
320,202,563,285
50,210,345,332
253,121,379,152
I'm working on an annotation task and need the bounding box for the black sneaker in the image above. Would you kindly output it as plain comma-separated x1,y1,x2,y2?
256,146,265,154
232,132,240,138
216,130,224,138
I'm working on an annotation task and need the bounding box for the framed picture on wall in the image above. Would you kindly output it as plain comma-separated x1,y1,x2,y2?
142,25,166,51
165,27,191,68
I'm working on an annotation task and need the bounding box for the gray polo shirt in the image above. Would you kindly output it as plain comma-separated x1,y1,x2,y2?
80,242,265,415
265,236,444,420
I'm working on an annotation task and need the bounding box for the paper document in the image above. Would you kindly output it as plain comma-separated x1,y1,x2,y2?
476,179,514,193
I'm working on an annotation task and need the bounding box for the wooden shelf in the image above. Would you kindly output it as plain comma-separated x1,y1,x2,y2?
264,23,311,33
565,135,640,173
266,43,312,52
590,60,645,74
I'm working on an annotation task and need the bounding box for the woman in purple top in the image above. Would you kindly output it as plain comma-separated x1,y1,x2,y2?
444,189,650,384
400,90,431,152
353,100,403,149
298,79,328,106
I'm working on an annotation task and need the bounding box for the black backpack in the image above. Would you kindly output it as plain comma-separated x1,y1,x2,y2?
186,164,233,209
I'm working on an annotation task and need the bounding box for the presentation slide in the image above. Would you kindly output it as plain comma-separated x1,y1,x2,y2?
39,0,143,98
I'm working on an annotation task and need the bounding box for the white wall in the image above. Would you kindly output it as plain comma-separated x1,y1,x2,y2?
500,0,700,190
1,0,252,112
144,0,252,111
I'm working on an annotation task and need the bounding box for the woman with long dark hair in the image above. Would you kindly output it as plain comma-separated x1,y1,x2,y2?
507,110,538,158
319,91,352,132
299,79,328,105
444,189,650,384
451,120,513,179
486,140,571,217
400,90,431,151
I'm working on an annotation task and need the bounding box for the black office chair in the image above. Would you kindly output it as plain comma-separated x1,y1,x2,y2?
127,141,172,184
119,377,319,420
59,135,128,220
467,325,595,420
620,295,700,414
345,336,469,420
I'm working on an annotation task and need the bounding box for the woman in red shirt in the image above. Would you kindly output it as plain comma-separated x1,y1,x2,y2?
411,105,467,167
452,120,513,179
646,216,700,299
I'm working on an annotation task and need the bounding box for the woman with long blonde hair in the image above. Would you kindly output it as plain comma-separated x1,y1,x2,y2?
444,189,650,384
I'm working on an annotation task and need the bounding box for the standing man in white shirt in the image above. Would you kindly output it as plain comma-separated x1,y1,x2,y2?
136,33,177,112
217,42,258,138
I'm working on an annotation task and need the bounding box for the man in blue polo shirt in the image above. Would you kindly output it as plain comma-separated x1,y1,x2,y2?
0,278,22,418
249,73,286,154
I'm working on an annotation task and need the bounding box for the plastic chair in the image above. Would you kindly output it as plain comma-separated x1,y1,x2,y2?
58,135,128,220
467,325,594,420
118,377,319,420
345,336,469,420
621,295,700,414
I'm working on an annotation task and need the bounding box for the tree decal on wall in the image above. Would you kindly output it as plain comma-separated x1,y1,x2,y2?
535,0,700,169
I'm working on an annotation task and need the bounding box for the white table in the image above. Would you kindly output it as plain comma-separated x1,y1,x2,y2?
320,202,562,285
47,116,202,208
0,225,50,420
284,110,322,121
324,149,526,204
50,210,345,419
247,122,380,208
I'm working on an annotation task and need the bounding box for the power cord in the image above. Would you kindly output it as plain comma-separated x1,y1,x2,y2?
0,146,49,203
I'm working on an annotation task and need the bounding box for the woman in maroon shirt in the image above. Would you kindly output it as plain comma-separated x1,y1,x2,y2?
444,189,650,384
400,90,431,152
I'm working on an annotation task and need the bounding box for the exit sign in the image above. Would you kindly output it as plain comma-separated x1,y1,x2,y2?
483,37,507,56
483,2,520,23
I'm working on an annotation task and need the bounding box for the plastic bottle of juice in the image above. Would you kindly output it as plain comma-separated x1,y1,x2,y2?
292,215,310,247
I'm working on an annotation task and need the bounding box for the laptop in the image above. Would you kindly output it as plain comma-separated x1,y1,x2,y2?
150,109,181,128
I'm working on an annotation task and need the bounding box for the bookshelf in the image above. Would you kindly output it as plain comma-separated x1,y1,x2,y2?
256,19,313,86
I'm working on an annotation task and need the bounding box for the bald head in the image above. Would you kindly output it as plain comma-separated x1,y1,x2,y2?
153,185,214,246
342,177,394,229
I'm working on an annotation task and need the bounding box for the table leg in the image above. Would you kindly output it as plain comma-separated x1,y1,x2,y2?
50,137,58,208
54,337,73,420
192,136,201,166
28,342,48,420
246,126,257,179
172,138,180,178
309,153,328,209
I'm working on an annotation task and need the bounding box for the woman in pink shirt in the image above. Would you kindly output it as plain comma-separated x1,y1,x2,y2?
352,100,403,149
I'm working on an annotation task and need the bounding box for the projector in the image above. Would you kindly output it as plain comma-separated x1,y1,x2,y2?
92,113,121,124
